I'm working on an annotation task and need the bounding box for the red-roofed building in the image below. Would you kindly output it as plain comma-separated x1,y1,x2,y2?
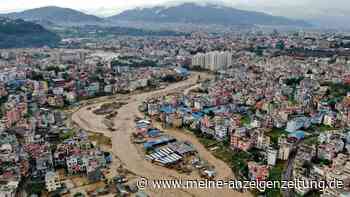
248,162,269,181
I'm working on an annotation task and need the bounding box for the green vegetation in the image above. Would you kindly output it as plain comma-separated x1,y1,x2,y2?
73,192,85,197
55,25,188,39
254,47,264,56
26,181,45,195
310,124,333,132
248,147,265,163
0,18,60,48
266,128,288,148
324,82,350,100
312,157,332,166
304,124,332,146
59,129,75,141
0,95,7,105
183,121,284,194
230,151,250,179
304,136,318,146
283,77,302,104
264,161,285,197
111,58,158,68
304,190,322,197
30,71,44,81
0,95,8,118
210,143,250,179
186,128,251,179
275,40,285,50
285,77,304,86
198,136,218,148
89,132,112,146
241,115,251,125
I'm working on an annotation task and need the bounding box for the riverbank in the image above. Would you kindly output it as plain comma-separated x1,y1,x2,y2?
72,72,251,197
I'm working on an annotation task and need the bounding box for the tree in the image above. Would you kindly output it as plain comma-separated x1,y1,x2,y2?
207,110,215,118
255,47,263,56
275,40,285,50
26,182,45,195
62,72,70,80
74,192,85,197
265,163,284,197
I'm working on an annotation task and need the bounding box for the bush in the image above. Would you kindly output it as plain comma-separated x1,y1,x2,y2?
74,192,85,197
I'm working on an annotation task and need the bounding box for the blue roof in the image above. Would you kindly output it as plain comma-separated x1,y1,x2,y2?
175,67,190,76
289,131,305,140
143,136,176,149
136,123,149,128
7,80,26,87
105,155,112,163
178,106,191,113
192,112,204,120
213,106,227,113
148,129,161,137
160,105,176,114
202,107,214,114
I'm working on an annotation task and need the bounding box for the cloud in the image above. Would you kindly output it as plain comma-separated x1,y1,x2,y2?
1,0,350,26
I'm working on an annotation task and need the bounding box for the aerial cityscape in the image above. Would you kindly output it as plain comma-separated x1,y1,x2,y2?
1,0,350,197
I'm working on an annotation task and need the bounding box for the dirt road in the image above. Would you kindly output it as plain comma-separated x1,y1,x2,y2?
72,73,251,197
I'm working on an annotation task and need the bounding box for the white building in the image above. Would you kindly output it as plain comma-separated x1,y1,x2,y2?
66,156,88,174
267,147,278,166
0,181,18,197
323,113,336,127
53,50,86,65
214,125,228,141
278,143,292,161
45,171,61,192
255,129,270,150
192,51,233,71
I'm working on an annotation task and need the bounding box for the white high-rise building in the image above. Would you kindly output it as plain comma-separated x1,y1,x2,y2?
191,51,233,71
267,147,278,166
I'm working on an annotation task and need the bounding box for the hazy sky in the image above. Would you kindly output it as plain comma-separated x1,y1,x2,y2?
0,0,349,22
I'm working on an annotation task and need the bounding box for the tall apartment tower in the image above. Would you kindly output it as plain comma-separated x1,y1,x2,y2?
192,51,233,71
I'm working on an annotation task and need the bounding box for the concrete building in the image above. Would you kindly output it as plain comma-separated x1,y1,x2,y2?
192,51,233,71
267,147,278,166
278,143,292,161
45,171,61,192
0,181,18,197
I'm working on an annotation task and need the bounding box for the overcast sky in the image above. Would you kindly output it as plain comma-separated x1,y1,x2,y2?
0,0,349,22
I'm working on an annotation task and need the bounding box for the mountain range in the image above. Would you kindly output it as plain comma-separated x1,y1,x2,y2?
0,17,60,48
0,3,310,27
1,6,102,24
109,3,309,27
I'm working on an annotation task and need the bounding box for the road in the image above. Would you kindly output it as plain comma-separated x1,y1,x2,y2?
282,139,303,197
72,72,251,197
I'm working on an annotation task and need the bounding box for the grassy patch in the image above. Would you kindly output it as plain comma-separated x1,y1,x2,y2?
26,181,45,195
241,115,251,125
324,82,350,99
304,136,318,146
264,161,286,197
266,128,288,148
311,124,334,132
59,129,75,141
193,133,251,179
285,77,304,86
212,144,236,163
198,137,218,148
89,133,112,146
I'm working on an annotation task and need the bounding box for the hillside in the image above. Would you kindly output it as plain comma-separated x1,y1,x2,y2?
109,3,309,27
0,17,61,48
2,6,103,24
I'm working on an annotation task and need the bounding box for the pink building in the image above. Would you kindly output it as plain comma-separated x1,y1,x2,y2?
4,102,27,128
248,162,269,181
230,134,253,152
